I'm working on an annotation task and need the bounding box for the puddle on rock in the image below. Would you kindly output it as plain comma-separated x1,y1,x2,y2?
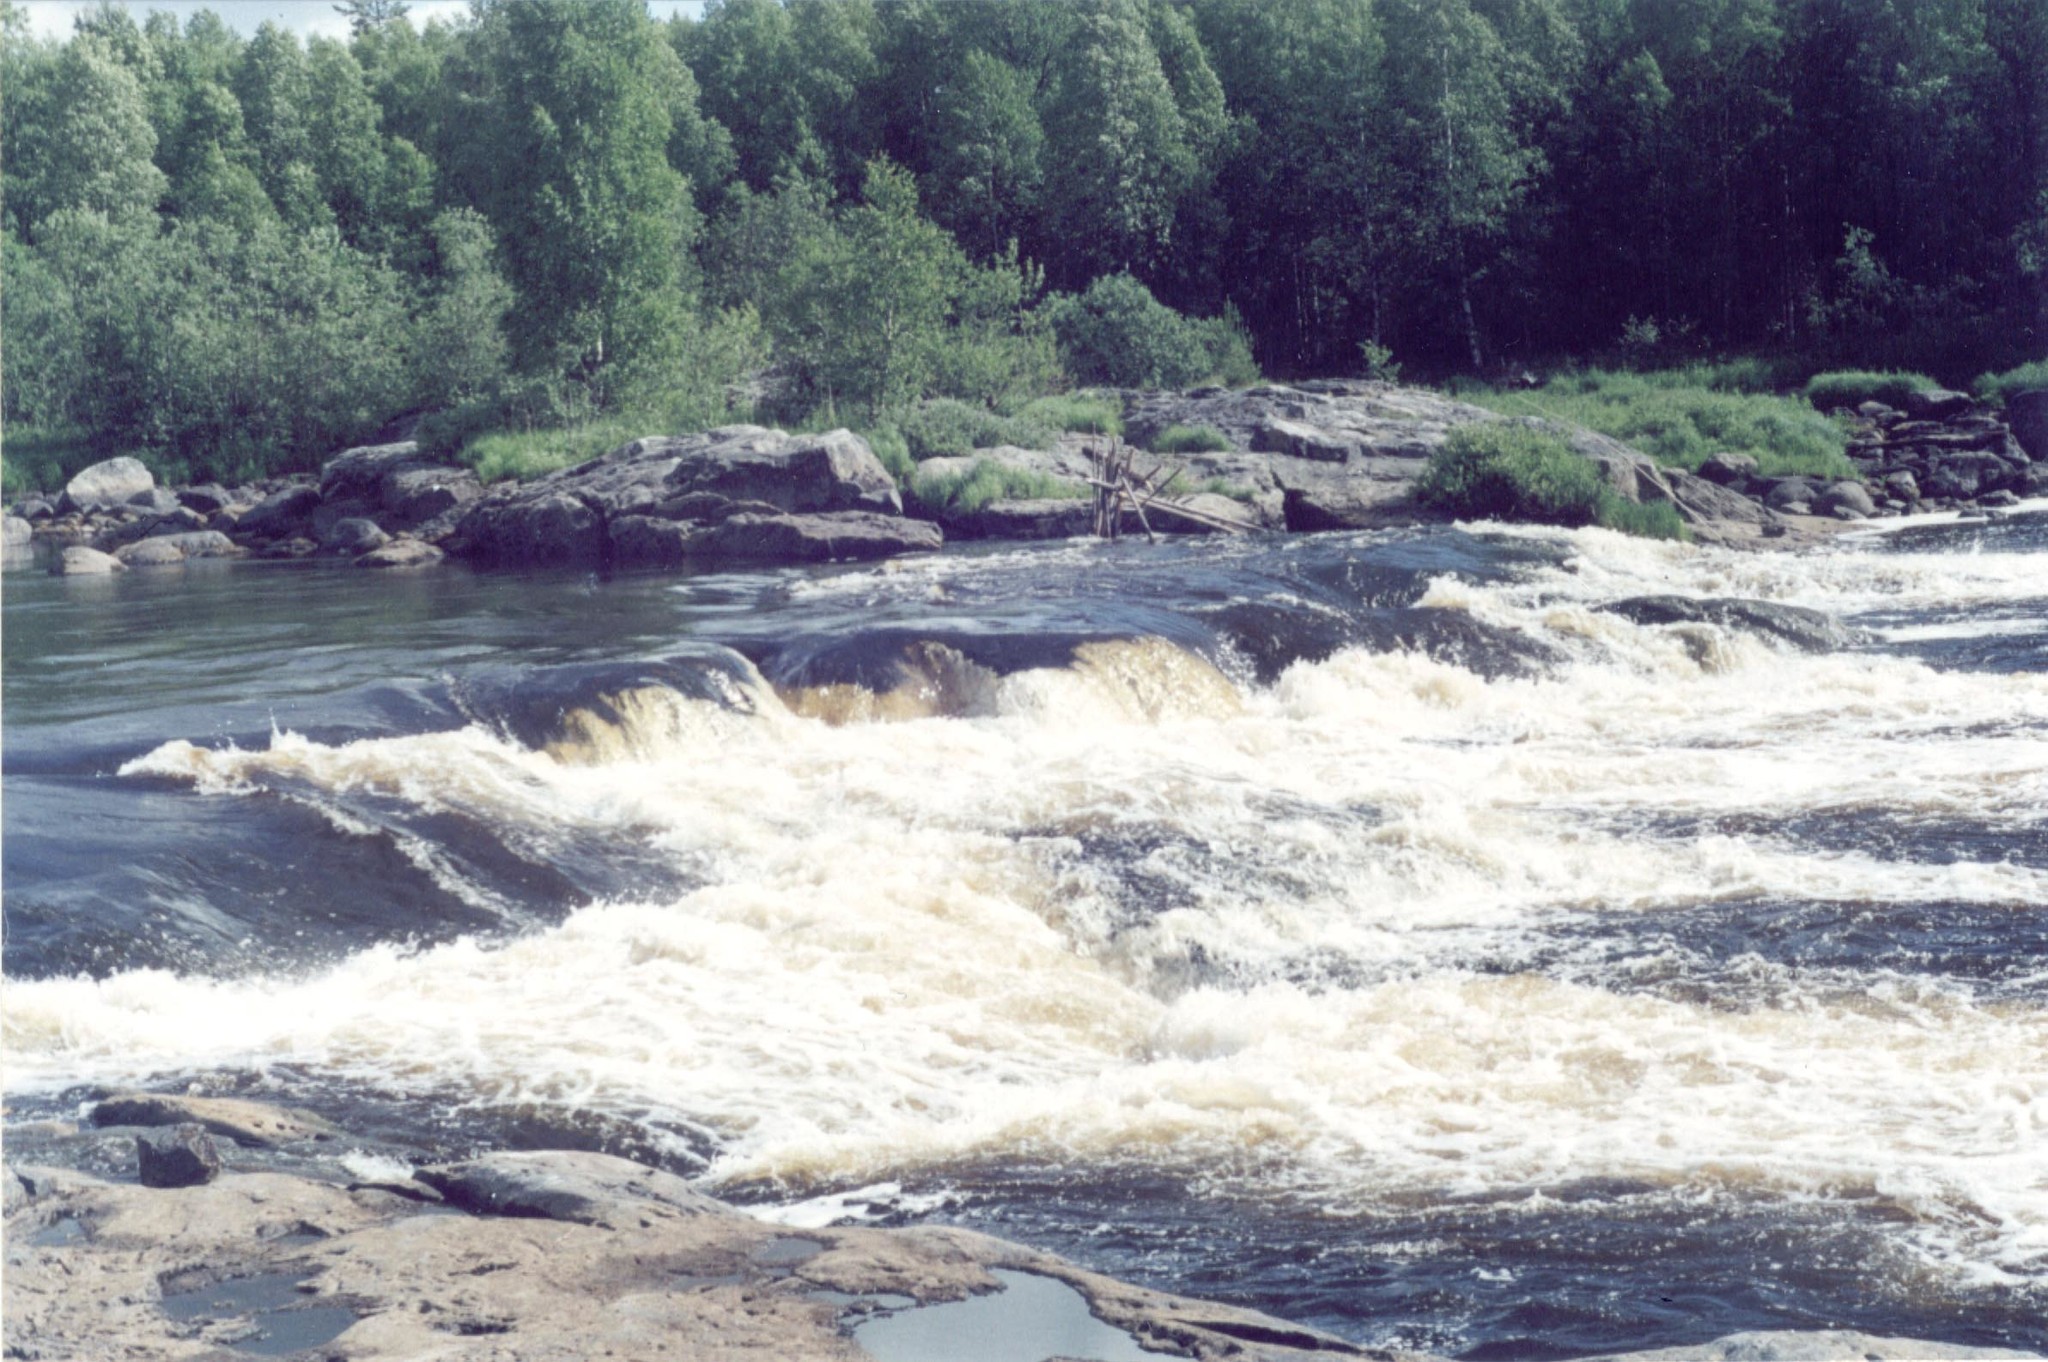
851,1268,1160,1362
26,1217,87,1248
158,1269,357,1357
753,1235,827,1266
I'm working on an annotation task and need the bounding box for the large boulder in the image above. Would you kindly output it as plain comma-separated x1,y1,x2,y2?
135,1124,222,1188
58,457,154,515
381,464,481,526
53,545,125,576
455,427,916,570
2006,389,2048,464
114,538,187,567
1903,388,1974,421
318,441,429,503
235,483,322,538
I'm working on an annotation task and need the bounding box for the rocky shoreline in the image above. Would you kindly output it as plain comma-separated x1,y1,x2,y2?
10,382,2044,579
4,1093,2035,1362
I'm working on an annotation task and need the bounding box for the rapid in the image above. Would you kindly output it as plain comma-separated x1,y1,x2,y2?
5,510,2044,1358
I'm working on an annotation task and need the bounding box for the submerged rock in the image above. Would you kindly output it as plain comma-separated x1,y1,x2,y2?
1601,595,1862,653
53,545,125,576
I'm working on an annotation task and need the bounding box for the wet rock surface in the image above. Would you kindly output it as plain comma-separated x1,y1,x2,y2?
6,1098,2027,1362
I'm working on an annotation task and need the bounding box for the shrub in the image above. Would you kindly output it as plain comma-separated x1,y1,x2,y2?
1042,273,1259,389
461,419,659,484
1974,360,2048,406
1018,394,1122,435
2,426,101,497
1417,425,1608,525
910,459,1086,516
1149,424,1233,454
896,398,1056,461
861,424,914,484
1802,370,1938,410
1595,497,1690,541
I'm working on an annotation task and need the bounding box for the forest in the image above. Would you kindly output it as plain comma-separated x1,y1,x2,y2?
3,0,2044,487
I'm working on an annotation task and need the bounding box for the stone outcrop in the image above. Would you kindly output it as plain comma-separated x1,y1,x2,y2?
453,426,932,569
1821,392,2041,512
7,1100,2026,1362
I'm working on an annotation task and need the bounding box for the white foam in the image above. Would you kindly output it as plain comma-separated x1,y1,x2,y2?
10,520,2048,1287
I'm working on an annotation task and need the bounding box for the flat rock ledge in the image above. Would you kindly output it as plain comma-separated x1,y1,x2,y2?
6,1097,2033,1362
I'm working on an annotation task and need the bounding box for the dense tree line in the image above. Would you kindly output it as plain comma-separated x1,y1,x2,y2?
3,0,2042,480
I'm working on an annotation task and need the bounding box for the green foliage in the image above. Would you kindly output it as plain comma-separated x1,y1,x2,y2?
1594,497,1690,541
1017,394,1122,435
460,420,656,484
1357,340,1401,382
0,426,97,497
860,424,914,484
1973,360,2048,405
910,458,1086,516
1802,370,1939,411
895,398,1056,461
1043,273,1258,389
1417,424,1608,527
1463,370,1854,481
1148,424,1233,454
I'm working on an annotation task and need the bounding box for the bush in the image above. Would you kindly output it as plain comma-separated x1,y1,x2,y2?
1148,424,1234,454
1802,370,1938,410
1417,424,1607,526
1974,360,2048,406
910,458,1086,516
2,426,100,497
896,398,1056,461
1018,394,1122,435
861,424,914,484
1595,497,1690,541
1042,273,1259,389
461,419,659,484
1460,369,1853,481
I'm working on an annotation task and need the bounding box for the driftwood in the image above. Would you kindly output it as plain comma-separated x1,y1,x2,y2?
1087,438,1263,539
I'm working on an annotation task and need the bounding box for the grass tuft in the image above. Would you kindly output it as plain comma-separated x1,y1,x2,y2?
1148,424,1234,454
1802,370,1938,410
1017,394,1123,436
1417,423,1689,540
1973,360,2048,406
910,459,1087,516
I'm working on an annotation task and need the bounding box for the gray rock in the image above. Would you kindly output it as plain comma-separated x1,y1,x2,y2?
1254,417,1356,462
1602,595,1861,652
951,497,1096,540
2006,389,2048,463
1659,470,1770,529
1814,481,1876,517
1697,452,1760,486
114,537,186,566
693,511,943,564
1980,489,2022,508
126,486,181,515
143,505,208,535
16,498,55,521
322,516,390,556
1903,387,1974,420
462,488,606,567
317,440,427,503
177,484,236,514
135,1124,221,1188
415,1151,731,1229
380,464,481,526
355,538,445,569
1883,470,1920,502
91,1091,343,1148
235,483,322,538
1763,478,1820,510
58,456,154,514
1855,401,1899,421
53,545,125,575
3,515,30,546
608,514,698,567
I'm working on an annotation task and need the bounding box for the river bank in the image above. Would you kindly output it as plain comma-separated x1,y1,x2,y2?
13,379,2041,581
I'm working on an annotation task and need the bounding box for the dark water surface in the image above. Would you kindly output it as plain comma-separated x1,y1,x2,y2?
6,514,2045,1358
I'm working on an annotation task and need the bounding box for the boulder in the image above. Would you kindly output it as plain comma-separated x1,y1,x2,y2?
1763,478,1820,510
355,538,445,569
16,498,55,521
692,511,943,564
318,440,429,503
1253,417,1355,462
1697,452,1760,486
147,530,239,559
135,1124,221,1188
235,483,322,538
608,514,698,567
1884,470,1921,502
126,487,180,515
380,464,481,526
461,489,606,568
2006,389,2048,463
1903,388,1974,421
58,457,154,514
415,1151,731,1229
142,506,208,536
114,538,187,566
3,515,30,547
1814,481,1877,517
322,516,390,556
53,545,125,576
1601,595,1860,652
177,484,236,514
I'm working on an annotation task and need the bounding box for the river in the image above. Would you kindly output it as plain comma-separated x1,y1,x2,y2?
4,511,2044,1359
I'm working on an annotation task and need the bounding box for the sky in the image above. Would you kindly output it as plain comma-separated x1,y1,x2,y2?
18,0,706,42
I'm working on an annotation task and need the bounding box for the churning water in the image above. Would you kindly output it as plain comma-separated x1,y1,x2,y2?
5,510,2045,1358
